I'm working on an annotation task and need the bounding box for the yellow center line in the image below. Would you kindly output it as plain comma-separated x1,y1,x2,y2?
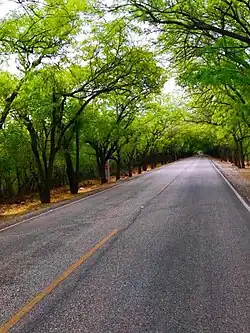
0,229,119,333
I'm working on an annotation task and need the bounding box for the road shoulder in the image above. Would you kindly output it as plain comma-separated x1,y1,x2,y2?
0,163,167,231
213,159,250,208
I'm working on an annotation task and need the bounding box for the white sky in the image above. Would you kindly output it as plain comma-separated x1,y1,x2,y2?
0,0,179,94
0,0,18,18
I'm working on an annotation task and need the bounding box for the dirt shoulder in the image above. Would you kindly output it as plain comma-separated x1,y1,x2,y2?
213,159,250,206
0,180,119,230
0,168,154,231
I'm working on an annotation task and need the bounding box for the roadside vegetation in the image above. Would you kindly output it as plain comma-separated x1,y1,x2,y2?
0,0,249,209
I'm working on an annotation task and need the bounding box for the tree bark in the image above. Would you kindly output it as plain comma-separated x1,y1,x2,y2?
37,163,53,203
229,149,233,163
25,118,54,203
115,148,121,181
150,151,155,169
16,167,22,196
75,123,80,189
64,149,78,194
239,140,245,169
233,150,239,167
98,159,107,184
233,137,242,168
116,158,121,181
39,182,51,204
128,166,133,177
7,179,14,199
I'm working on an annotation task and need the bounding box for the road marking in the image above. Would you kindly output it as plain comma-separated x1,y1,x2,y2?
211,160,250,213
155,160,196,197
0,229,119,333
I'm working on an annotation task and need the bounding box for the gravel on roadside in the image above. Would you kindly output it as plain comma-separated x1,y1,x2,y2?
214,160,250,205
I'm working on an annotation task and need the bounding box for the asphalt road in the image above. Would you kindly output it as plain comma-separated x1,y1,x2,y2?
0,157,250,333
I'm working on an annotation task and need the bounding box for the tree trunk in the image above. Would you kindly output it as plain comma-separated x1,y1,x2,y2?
128,167,133,177
39,163,53,203
7,179,14,199
233,151,239,167
233,137,241,168
116,158,121,181
64,149,78,194
138,165,142,174
63,137,78,194
98,160,107,184
235,154,241,168
229,149,233,163
116,149,121,181
39,183,51,204
239,140,245,169
235,150,241,168
75,123,80,188
26,119,54,203
16,167,22,196
0,177,2,203
150,152,155,170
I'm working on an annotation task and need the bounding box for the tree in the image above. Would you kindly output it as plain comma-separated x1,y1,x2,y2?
0,0,87,128
122,1,250,167
82,94,152,183
0,122,34,201
184,85,250,167
126,1,250,47
2,2,210,206
3,0,248,208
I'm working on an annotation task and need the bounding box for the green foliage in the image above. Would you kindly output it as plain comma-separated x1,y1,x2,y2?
123,0,250,166
1,0,249,203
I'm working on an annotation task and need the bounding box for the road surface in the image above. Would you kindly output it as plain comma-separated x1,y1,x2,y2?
0,157,249,332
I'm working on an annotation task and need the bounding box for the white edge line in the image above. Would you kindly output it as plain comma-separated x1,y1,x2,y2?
211,160,250,213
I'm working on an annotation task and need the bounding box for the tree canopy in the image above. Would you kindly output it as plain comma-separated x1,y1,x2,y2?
0,0,249,205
